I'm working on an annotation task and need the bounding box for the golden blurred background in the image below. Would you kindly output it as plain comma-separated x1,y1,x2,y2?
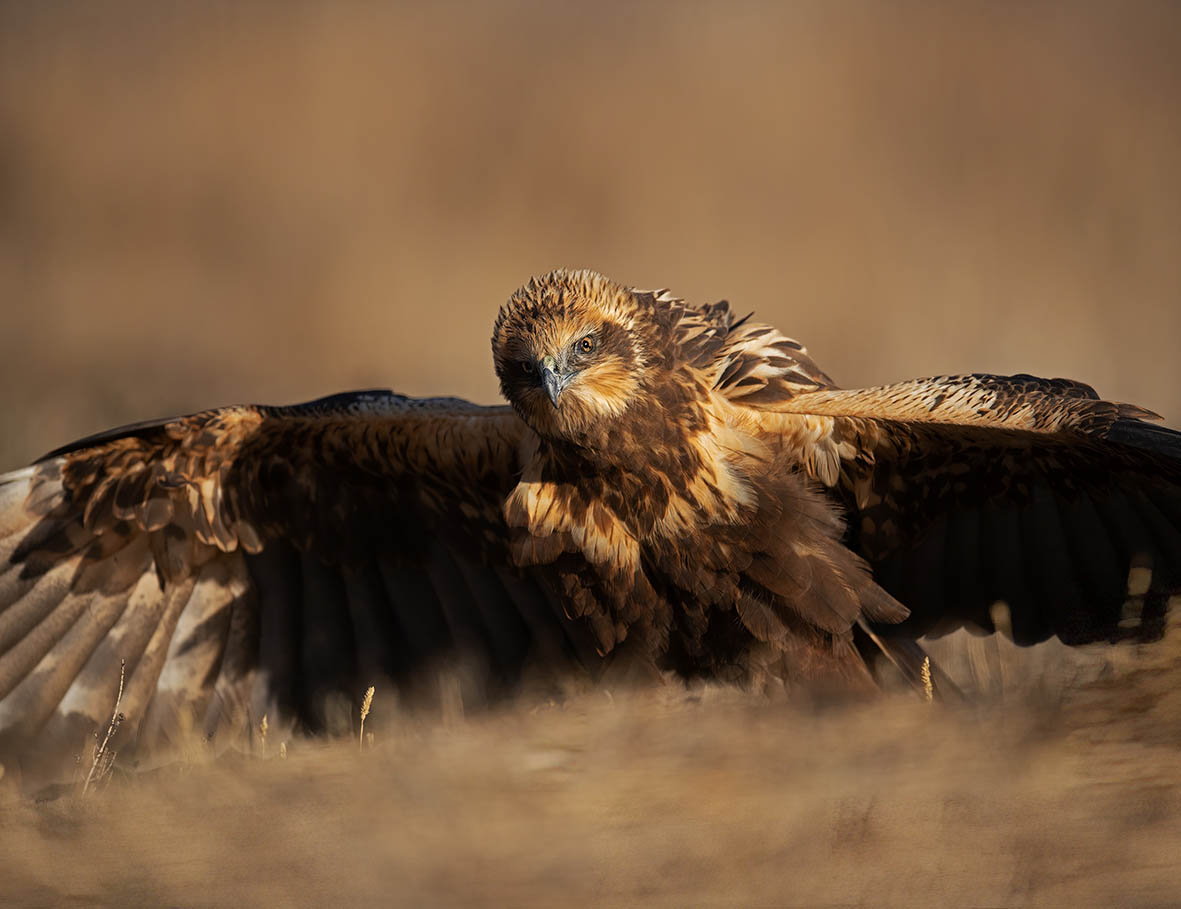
1,1,1179,468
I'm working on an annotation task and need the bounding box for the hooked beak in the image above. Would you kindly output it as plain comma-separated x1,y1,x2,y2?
539,355,567,407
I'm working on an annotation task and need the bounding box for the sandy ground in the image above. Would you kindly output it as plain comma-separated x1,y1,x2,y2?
1,3,1180,906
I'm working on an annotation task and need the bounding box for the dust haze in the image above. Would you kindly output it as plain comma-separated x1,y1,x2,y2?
1,2,1180,905
4,633,1181,907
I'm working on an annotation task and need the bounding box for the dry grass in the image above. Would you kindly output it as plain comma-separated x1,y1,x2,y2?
1,2,1180,906
359,685,375,752
80,658,125,797
1,629,1179,907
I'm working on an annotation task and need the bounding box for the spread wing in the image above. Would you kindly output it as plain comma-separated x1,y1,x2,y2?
0,391,599,787
760,374,1181,645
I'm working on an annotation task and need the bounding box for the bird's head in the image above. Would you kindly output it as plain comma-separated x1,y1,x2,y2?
492,269,657,442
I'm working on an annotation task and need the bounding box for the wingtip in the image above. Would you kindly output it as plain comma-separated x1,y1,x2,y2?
1116,402,1163,423
0,466,37,486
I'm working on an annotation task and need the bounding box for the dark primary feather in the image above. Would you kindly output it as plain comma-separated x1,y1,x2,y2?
1,268,1178,790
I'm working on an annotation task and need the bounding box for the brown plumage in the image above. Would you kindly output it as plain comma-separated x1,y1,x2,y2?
1,268,1179,787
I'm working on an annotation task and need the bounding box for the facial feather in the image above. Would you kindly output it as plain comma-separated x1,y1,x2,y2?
492,270,653,443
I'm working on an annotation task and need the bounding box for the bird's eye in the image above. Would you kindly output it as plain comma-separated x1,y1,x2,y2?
521,360,534,373
578,336,594,353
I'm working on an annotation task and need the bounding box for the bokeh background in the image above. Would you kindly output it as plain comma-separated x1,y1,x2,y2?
1,1,1179,469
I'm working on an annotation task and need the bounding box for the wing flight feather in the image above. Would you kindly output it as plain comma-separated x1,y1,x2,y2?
754,375,1181,645
0,391,600,788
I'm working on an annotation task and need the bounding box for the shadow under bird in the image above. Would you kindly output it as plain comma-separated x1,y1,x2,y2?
1,268,1178,788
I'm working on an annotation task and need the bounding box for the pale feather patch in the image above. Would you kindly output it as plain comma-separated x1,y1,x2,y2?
505,468,641,578
713,321,832,402
114,575,197,744
0,468,39,540
54,569,164,727
0,587,129,738
139,557,247,751
758,412,847,487
653,409,761,538
0,567,97,703
0,558,77,654
157,558,246,699
770,375,1134,434
566,358,639,420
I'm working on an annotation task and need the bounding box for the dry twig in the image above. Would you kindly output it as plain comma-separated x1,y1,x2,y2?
82,659,125,796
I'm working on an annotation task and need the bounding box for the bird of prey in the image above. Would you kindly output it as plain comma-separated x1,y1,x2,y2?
1,268,1178,787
